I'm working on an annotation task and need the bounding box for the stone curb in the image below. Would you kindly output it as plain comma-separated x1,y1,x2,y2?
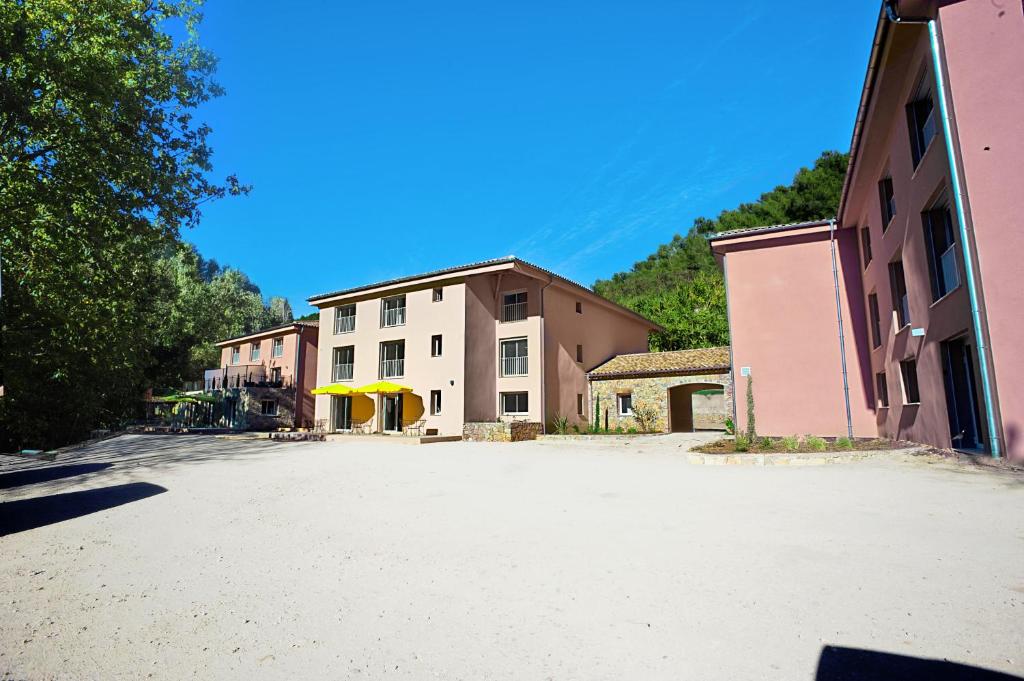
687,447,924,466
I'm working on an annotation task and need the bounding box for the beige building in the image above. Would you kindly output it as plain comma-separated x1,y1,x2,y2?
307,257,659,436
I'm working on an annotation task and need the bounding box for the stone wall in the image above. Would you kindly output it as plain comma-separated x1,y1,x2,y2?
589,372,732,433
213,387,297,430
463,421,544,442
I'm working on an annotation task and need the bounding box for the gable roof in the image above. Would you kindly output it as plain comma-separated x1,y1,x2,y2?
588,346,731,379
307,255,663,331
705,219,834,244
215,320,318,347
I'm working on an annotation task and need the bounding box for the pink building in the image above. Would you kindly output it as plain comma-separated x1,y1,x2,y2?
711,0,1024,461
307,257,658,437
207,321,319,429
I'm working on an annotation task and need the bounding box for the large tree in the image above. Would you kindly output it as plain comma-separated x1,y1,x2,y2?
594,150,849,351
0,0,246,449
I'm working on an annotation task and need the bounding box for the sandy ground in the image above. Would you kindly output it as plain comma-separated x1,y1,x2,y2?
2,433,1023,680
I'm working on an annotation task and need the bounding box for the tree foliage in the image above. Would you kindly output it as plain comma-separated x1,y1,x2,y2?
0,0,282,450
594,150,849,350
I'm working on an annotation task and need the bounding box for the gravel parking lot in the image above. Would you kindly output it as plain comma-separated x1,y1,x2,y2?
2,434,1023,680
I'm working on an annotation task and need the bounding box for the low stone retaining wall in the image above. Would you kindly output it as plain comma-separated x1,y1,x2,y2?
463,421,544,442
536,433,664,442
687,447,923,466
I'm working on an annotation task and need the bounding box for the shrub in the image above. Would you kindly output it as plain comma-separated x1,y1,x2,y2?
614,426,624,434
552,413,569,435
782,435,800,451
631,401,659,433
572,424,580,434
834,436,854,450
735,434,750,452
593,394,601,432
627,427,638,434
745,374,757,440
805,436,827,452
724,417,735,435
758,436,773,450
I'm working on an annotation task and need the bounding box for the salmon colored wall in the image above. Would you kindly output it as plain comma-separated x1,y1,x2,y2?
718,226,876,438
219,330,302,383
542,284,651,428
937,1,1024,460
463,276,497,422
487,272,545,424
313,282,467,435
294,326,319,428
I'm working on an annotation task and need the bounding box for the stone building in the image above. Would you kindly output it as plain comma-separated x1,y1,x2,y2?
588,347,733,433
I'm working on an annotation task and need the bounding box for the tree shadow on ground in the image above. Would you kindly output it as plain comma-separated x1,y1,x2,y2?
0,463,113,490
0,482,167,536
816,645,1021,680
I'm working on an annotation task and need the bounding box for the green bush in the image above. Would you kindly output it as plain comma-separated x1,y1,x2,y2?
724,417,735,435
614,426,624,434
735,434,750,452
572,424,580,434
782,435,800,451
805,436,827,452
552,413,569,435
627,427,637,434
758,436,773,450
834,436,854,449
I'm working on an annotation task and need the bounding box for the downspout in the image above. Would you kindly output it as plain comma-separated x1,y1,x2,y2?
829,219,854,439
720,256,739,432
293,327,303,428
884,1,1001,457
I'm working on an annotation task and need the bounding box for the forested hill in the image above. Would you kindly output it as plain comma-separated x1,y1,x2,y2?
593,150,849,351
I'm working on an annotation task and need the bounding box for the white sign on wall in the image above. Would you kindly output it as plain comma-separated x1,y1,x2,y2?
740,367,751,377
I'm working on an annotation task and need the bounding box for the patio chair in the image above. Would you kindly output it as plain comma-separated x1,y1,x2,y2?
404,419,426,437
314,418,329,434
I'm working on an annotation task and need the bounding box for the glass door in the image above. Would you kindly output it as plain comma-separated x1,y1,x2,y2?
332,395,352,431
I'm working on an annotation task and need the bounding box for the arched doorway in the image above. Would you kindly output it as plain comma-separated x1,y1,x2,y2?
668,383,727,432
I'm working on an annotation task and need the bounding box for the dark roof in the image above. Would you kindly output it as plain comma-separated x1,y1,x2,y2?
307,256,663,331
589,347,731,379
706,219,834,244
215,319,318,347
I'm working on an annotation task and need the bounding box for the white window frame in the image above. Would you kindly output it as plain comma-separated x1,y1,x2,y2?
501,290,528,323
271,337,285,358
618,393,633,416
333,346,354,382
432,287,443,302
260,399,278,416
249,343,261,362
430,389,442,415
230,346,241,365
431,334,443,357
500,337,528,377
380,295,407,328
334,304,356,334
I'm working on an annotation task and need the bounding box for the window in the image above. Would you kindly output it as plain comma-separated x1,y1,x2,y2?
618,393,633,416
379,340,405,378
900,358,921,404
906,87,936,167
260,399,278,416
879,176,896,230
861,227,872,268
430,390,442,415
381,295,406,327
431,334,442,357
575,301,582,314
250,343,261,362
577,393,584,416
432,287,443,302
576,344,583,363
334,304,356,334
270,367,282,384
922,206,960,300
500,338,528,376
889,259,910,329
230,346,241,364
876,372,889,408
272,337,284,358
868,293,882,349
333,346,354,381
502,291,528,322
501,391,529,415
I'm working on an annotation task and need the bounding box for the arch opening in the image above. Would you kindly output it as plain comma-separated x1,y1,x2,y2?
668,383,727,433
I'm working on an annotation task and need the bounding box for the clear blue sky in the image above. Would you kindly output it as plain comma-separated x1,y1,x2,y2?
187,1,878,316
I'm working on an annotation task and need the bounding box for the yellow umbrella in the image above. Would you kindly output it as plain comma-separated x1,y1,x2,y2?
310,384,358,395
354,381,413,394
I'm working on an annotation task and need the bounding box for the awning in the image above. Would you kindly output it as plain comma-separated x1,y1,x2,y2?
310,384,358,396
355,381,413,394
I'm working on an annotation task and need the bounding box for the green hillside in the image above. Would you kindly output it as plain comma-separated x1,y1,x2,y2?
593,150,849,350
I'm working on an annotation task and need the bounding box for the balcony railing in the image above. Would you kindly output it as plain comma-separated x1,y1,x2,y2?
334,315,355,334
380,358,405,378
202,364,294,390
503,302,527,322
382,306,406,327
501,356,528,377
333,363,354,381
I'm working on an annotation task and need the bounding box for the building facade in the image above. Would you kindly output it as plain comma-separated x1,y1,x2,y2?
711,0,1024,461
307,257,658,436
588,347,733,433
205,321,319,430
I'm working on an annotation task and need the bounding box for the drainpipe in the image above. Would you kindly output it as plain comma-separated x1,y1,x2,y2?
293,327,302,428
829,219,855,439
883,1,1001,457
538,274,554,433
